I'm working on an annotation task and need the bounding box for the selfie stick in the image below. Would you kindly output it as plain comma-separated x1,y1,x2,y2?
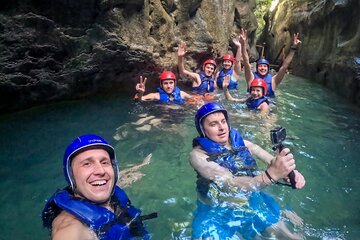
277,142,296,189
271,127,296,189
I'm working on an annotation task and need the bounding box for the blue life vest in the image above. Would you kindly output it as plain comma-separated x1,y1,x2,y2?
42,186,149,240
193,129,259,203
156,86,185,105
192,129,281,239
216,68,238,89
192,72,215,93
193,128,258,176
246,96,269,110
253,72,275,97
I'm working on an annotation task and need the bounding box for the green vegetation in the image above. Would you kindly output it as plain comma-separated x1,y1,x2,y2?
255,0,272,37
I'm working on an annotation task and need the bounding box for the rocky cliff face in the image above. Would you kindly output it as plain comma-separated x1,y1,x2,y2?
260,0,360,105
0,0,257,113
1,0,359,113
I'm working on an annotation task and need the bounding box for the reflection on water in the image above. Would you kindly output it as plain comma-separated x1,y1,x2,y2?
0,76,359,239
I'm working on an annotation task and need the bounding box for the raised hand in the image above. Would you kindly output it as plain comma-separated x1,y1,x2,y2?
232,35,241,47
135,76,147,93
222,75,230,89
239,28,247,46
178,41,186,57
292,33,301,48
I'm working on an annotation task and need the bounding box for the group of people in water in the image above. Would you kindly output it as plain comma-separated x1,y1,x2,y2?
42,30,306,239
135,29,301,114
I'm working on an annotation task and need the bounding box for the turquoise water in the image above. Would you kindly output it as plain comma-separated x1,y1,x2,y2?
0,75,359,239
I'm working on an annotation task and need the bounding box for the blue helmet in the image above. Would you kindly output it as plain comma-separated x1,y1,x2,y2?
195,102,229,137
256,58,270,68
63,134,119,190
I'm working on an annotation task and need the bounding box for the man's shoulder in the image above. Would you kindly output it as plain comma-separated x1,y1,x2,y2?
191,145,204,153
52,211,96,240
190,146,208,161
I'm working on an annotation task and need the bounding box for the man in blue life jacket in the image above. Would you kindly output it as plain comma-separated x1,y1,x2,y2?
190,102,306,239
135,71,194,105
240,29,302,98
42,134,155,240
178,41,217,94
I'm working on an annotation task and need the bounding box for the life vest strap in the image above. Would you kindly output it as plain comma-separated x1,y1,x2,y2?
139,212,158,221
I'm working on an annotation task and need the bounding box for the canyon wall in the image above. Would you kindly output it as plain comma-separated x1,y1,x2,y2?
1,0,359,113
260,0,360,105
0,0,257,113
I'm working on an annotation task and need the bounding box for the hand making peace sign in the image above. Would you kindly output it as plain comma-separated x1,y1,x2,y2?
292,33,302,48
239,28,247,46
135,76,147,93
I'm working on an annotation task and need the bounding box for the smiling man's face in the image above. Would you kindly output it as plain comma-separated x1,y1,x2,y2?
71,149,114,204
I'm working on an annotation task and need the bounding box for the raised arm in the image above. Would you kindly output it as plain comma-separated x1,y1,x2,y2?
177,41,187,77
232,35,242,77
239,29,254,87
273,33,301,89
177,41,201,84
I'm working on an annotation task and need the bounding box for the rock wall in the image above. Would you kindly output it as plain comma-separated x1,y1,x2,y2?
0,0,257,113
260,0,360,106
2,0,358,113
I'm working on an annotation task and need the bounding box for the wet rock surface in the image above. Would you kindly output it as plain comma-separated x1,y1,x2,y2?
260,0,360,106
0,0,358,113
0,0,257,113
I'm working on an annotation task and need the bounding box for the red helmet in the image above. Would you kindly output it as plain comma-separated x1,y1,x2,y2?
222,54,235,63
250,78,268,96
159,71,176,83
202,59,217,70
